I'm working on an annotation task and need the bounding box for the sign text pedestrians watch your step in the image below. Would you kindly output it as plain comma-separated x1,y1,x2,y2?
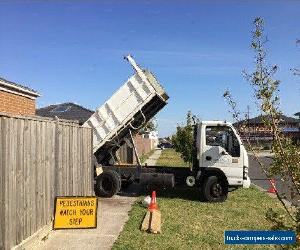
53,197,97,229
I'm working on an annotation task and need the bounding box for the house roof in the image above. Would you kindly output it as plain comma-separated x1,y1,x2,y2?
235,114,300,126
0,77,40,99
36,102,94,125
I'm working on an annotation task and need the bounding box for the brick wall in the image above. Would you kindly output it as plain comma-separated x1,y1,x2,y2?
115,135,155,164
0,90,36,115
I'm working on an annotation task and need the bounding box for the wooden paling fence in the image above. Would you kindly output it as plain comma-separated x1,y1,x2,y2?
0,113,93,250
117,143,134,164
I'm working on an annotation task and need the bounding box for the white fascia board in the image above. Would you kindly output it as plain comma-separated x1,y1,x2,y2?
0,86,38,100
0,81,41,99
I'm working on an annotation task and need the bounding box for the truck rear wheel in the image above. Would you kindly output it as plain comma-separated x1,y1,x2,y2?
95,170,121,197
203,175,228,202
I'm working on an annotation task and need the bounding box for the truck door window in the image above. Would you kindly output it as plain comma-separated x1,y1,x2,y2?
206,126,240,157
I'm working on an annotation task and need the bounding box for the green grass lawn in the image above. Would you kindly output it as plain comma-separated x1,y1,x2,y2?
156,148,189,167
113,187,291,250
113,149,292,250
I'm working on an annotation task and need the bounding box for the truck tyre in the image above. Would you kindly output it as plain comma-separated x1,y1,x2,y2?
203,175,228,202
95,170,121,197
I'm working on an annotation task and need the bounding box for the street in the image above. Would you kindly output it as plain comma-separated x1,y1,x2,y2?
249,155,300,206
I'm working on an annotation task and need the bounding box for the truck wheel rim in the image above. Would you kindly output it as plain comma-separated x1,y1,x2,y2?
212,183,223,197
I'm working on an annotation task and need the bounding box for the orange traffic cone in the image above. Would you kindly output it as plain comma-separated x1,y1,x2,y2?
142,191,161,233
268,178,277,193
148,191,158,212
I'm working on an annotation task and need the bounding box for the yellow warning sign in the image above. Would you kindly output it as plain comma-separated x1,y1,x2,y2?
53,196,97,229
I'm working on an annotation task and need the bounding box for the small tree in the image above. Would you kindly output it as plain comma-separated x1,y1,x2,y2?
172,111,198,165
140,118,157,133
224,17,300,247
291,38,300,135
292,39,300,76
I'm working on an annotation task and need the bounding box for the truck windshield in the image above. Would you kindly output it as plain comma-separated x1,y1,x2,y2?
206,126,240,157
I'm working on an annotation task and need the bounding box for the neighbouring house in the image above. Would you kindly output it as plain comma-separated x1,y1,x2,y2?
36,102,93,125
0,77,40,115
234,114,300,144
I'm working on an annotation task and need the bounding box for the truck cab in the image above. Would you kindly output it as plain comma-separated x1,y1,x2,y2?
193,121,251,201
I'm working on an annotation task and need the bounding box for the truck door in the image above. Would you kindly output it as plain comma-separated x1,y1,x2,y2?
202,125,244,186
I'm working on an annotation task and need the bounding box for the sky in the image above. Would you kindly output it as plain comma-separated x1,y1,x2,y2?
0,0,299,137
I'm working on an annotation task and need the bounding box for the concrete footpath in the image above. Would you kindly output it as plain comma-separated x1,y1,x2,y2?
20,195,136,250
144,149,162,166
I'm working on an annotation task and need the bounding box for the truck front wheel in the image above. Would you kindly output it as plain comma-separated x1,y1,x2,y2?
95,170,121,197
203,175,228,202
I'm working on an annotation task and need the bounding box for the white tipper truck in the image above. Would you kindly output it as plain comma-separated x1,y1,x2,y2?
83,55,250,202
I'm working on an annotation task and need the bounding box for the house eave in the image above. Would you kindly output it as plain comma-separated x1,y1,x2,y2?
0,81,41,99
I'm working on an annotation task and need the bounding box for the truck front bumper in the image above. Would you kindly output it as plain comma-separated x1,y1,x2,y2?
243,176,251,188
